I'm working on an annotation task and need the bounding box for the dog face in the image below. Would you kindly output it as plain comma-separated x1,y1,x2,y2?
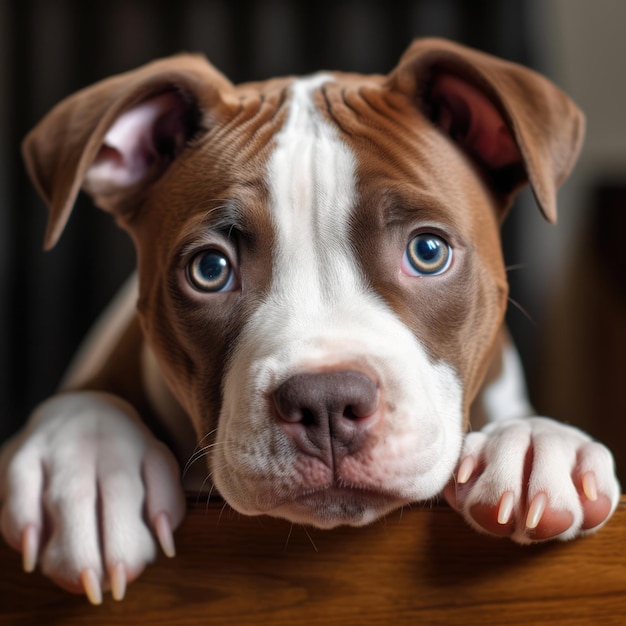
120,73,508,526
22,39,583,527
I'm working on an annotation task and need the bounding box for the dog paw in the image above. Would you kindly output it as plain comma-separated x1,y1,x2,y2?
0,391,185,603
443,417,620,544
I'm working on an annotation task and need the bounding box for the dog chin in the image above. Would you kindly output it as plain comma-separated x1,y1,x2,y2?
266,488,409,529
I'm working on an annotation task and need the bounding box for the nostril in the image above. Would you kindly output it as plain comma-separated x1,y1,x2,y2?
275,406,316,425
301,408,316,427
343,406,357,421
343,405,367,421
345,394,380,420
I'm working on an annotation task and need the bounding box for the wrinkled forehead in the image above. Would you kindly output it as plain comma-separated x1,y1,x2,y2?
162,72,489,256
257,72,483,226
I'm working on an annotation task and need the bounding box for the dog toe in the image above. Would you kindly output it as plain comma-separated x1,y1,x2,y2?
523,501,574,541
468,496,515,537
0,446,44,559
575,443,621,531
580,493,613,530
575,468,616,531
143,443,186,558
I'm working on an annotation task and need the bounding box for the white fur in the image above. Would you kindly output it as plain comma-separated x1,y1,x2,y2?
479,341,533,425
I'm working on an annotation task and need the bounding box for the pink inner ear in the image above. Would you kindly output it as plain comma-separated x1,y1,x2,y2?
431,74,521,169
85,92,186,193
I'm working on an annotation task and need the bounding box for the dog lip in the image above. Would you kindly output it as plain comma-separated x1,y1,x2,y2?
293,484,406,509
265,484,408,527
261,483,404,512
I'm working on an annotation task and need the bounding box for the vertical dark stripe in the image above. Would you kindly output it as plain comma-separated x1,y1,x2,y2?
228,0,257,82
7,0,37,426
379,0,418,71
296,0,335,74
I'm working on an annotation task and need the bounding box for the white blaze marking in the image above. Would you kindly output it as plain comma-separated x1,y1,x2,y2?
267,74,360,310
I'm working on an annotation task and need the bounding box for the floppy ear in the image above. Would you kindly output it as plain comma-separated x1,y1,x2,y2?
389,38,585,223
22,54,236,250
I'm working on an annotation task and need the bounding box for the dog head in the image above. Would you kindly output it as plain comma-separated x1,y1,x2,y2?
23,39,583,527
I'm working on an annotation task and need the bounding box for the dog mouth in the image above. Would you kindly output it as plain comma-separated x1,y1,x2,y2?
267,485,409,528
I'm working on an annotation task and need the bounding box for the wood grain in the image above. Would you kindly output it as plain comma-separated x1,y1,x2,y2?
1,496,626,625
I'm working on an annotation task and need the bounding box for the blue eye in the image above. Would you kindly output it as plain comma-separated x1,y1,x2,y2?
187,250,235,292
403,234,452,276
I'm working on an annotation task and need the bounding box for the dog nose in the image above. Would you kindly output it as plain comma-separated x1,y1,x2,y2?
273,370,380,466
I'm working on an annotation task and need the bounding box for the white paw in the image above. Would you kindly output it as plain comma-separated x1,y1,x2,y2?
444,416,620,544
0,391,185,603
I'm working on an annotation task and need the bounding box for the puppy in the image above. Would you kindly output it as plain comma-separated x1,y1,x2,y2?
0,38,619,604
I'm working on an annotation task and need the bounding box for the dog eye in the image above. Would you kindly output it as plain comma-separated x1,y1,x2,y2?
403,233,452,276
187,250,235,292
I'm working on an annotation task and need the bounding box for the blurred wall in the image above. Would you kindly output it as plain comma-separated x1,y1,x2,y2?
530,0,626,479
521,0,626,298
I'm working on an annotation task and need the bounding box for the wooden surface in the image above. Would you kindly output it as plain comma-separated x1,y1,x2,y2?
2,495,626,625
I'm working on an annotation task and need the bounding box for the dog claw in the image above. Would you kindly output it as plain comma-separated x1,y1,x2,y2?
526,492,547,530
154,512,176,558
80,568,103,605
582,472,598,502
110,562,127,601
497,491,515,525
21,524,39,573
457,455,475,484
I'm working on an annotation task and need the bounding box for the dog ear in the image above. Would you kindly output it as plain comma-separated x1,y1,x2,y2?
22,55,237,250
389,38,585,223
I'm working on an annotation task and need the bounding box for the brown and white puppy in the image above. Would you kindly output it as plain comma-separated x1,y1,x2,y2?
0,38,620,604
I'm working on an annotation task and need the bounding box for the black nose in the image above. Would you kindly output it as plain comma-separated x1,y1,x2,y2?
273,370,380,466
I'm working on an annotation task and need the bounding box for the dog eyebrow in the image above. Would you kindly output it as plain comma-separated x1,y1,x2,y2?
377,186,454,227
176,200,250,254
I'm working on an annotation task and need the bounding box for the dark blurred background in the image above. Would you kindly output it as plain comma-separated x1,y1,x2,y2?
1,0,625,479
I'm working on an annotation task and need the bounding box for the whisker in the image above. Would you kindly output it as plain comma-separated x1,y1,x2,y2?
183,442,221,479
302,526,319,553
217,501,230,527
182,434,237,483
505,263,527,273
376,514,391,536
507,296,536,327
284,524,294,551
184,429,218,469
205,483,216,515
195,472,217,505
